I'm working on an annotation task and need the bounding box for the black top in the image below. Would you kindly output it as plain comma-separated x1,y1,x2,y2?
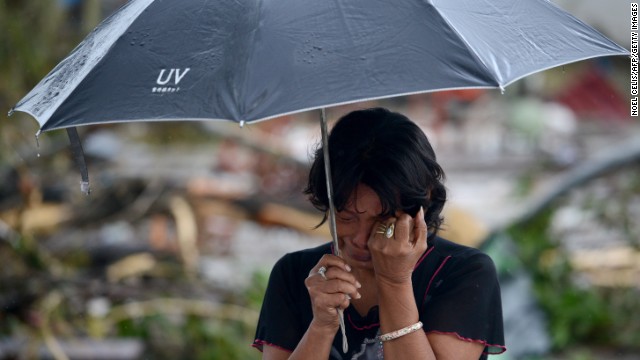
253,237,506,359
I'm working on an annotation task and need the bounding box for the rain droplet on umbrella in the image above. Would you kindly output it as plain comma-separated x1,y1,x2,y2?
35,131,41,157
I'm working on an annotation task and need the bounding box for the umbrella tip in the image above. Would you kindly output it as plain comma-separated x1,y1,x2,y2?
35,130,41,149
7,108,14,116
239,120,245,128
80,181,91,196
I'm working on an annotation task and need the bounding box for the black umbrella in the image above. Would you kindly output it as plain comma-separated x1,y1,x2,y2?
12,0,628,131
10,0,629,351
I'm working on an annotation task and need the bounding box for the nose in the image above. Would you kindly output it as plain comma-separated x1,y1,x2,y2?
350,223,371,249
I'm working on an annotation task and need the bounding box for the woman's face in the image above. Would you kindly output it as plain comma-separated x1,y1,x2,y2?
335,183,388,271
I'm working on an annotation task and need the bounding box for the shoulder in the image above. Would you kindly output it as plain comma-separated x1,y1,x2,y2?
264,242,332,303
430,236,495,268
429,236,486,258
415,236,498,288
273,242,333,274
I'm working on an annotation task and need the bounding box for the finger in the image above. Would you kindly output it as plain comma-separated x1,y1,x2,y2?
372,219,391,239
413,206,428,247
338,293,351,310
324,267,361,289
322,278,361,300
373,216,400,239
311,254,352,275
305,263,361,300
393,213,414,243
332,293,352,312
314,292,352,313
309,268,361,300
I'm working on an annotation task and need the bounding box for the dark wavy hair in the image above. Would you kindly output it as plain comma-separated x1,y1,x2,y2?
304,107,447,240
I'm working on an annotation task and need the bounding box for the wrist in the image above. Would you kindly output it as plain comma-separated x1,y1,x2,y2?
375,273,413,290
376,276,415,310
309,319,340,338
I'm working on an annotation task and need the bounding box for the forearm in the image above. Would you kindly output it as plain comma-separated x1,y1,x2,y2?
377,280,436,359
287,320,337,360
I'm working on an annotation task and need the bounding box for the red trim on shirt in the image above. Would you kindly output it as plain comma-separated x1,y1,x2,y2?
414,246,434,269
252,339,294,353
422,255,451,305
347,312,380,331
425,330,507,354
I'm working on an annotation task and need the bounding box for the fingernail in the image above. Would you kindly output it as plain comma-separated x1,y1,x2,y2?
356,292,362,299
356,281,362,288
345,264,352,272
420,206,424,216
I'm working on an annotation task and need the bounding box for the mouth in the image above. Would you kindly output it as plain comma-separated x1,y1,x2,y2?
337,238,373,264
346,250,372,263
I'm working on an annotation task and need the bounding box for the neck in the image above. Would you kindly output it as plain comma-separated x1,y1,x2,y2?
350,268,378,317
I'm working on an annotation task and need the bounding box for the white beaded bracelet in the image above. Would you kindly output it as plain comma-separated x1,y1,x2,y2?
378,321,423,342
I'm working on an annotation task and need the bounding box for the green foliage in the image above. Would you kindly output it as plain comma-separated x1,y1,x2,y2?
0,314,22,337
111,271,270,359
507,211,604,349
506,208,640,351
599,288,640,347
243,270,270,310
0,1,103,165
0,2,81,112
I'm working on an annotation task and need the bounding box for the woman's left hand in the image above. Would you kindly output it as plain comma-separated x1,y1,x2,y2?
368,207,428,286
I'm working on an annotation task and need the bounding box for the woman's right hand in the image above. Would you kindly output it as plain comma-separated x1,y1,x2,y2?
304,254,361,333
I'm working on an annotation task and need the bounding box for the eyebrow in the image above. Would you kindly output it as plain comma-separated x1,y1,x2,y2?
339,208,362,217
343,204,367,215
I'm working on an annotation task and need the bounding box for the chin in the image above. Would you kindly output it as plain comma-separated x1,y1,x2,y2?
353,261,375,271
345,254,374,270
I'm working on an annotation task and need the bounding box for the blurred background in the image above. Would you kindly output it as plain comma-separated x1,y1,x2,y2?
0,1,638,359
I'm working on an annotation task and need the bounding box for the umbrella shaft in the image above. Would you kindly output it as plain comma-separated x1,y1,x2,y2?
320,109,348,352
320,109,341,257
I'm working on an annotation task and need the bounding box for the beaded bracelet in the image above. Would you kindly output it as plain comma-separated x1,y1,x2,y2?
379,321,423,342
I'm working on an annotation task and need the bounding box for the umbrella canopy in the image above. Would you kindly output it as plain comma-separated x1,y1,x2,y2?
11,0,628,132
9,0,628,353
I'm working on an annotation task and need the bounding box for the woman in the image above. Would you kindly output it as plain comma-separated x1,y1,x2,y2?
253,108,505,359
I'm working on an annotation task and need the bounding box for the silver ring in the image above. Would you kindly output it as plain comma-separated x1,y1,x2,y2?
317,266,327,280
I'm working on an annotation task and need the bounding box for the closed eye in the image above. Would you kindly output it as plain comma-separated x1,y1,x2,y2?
337,215,356,223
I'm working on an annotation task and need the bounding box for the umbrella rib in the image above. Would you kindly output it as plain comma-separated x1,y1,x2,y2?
429,2,503,88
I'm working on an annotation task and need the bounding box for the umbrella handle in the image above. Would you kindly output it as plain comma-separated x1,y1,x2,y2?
320,108,348,353
338,308,348,353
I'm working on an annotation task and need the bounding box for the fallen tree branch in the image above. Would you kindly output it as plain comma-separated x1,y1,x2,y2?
507,135,640,229
106,298,259,328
